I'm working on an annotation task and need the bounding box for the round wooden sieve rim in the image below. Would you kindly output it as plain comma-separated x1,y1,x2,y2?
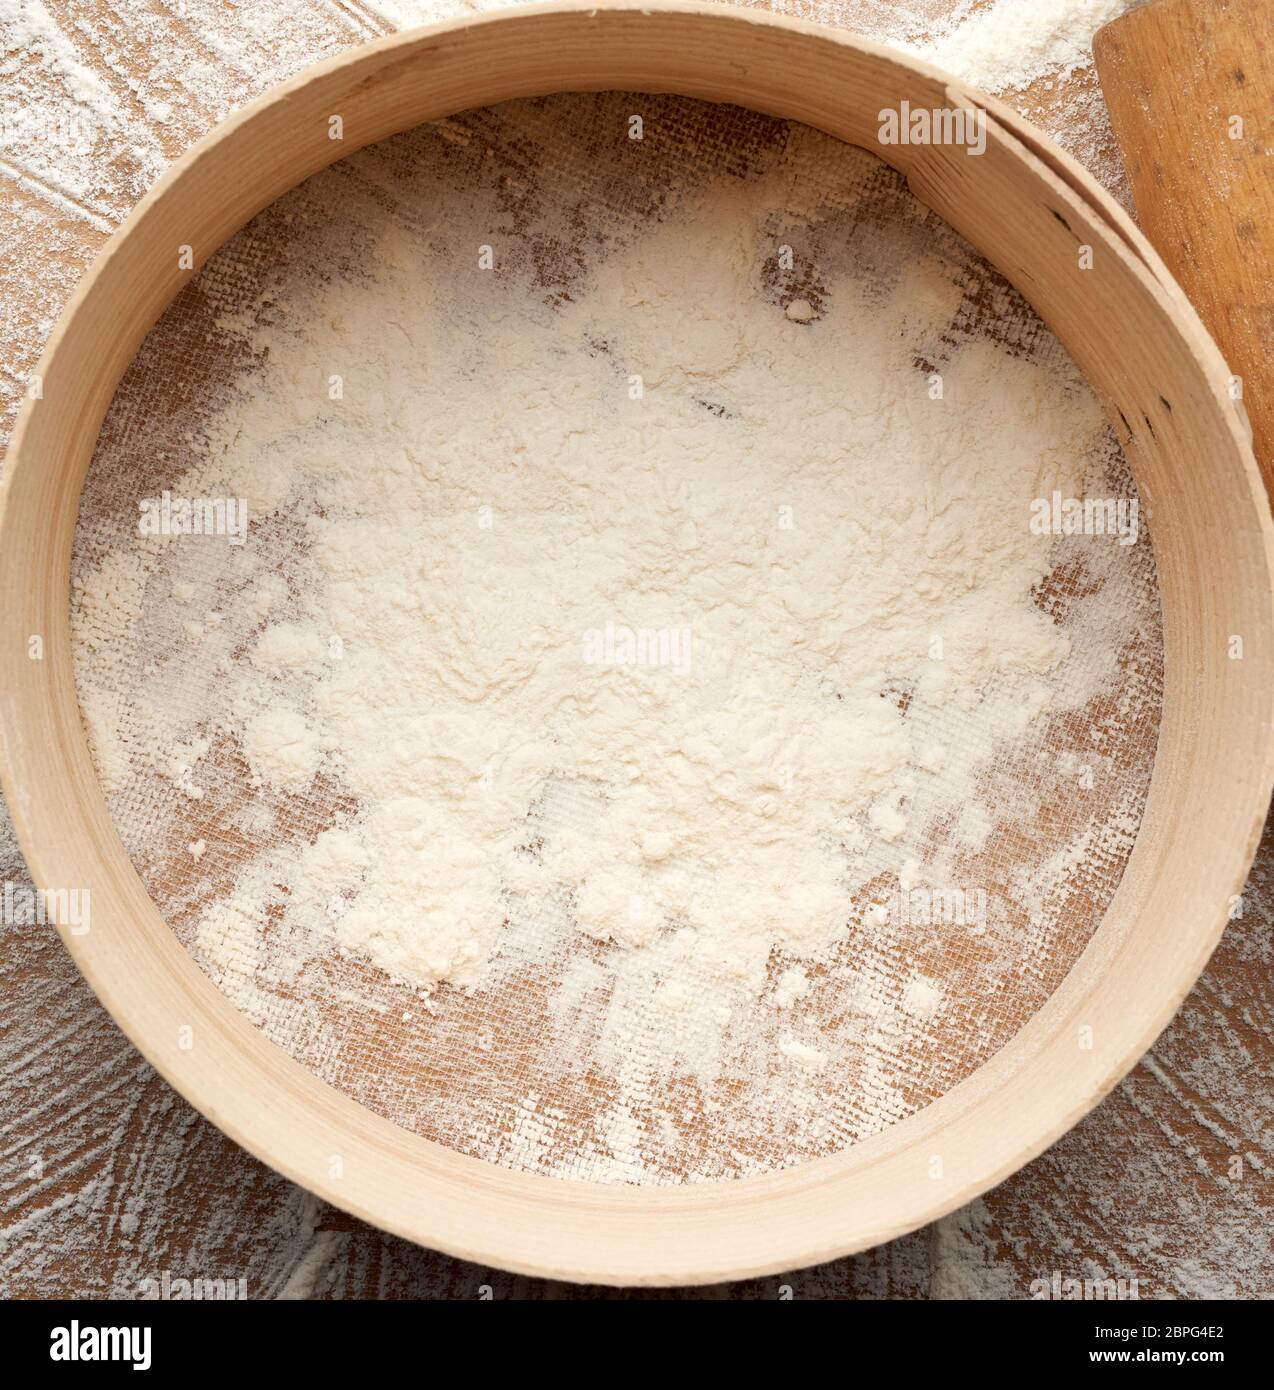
1,2,1271,1286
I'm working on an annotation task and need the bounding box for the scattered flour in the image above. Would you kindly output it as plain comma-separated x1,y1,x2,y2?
78,150,1103,1009
66,109,1160,1187
904,0,1133,93
0,0,1138,441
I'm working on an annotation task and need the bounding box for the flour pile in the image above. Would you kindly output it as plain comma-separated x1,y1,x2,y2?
70,106,1160,1181
88,163,1093,992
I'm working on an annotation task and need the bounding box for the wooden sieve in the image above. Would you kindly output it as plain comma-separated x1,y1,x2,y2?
1,2,1271,1285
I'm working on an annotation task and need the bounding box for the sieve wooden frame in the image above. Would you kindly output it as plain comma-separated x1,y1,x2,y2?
1,2,1271,1287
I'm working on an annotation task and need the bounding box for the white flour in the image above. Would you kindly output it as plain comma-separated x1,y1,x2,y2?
167,169,1095,1007
906,0,1132,92
68,107,1159,1181
86,147,1096,1007
0,0,1137,442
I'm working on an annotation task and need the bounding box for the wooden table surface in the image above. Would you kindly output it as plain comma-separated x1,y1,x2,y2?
1,0,1270,1299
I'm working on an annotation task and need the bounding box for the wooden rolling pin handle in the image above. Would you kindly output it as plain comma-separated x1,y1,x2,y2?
1094,0,1274,499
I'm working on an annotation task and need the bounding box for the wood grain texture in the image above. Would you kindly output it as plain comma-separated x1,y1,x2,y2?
1,0,1271,1299
1094,0,1274,492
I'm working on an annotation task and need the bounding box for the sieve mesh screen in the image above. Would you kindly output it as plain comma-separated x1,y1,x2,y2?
70,92,1162,1185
